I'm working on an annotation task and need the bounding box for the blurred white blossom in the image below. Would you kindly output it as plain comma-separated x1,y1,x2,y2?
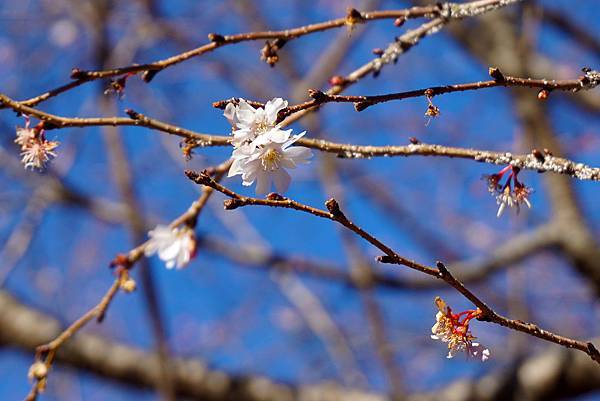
145,225,196,269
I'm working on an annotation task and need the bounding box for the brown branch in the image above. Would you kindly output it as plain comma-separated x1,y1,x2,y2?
0,93,225,146
3,92,599,181
7,0,521,110
54,5,448,81
267,67,599,114
186,171,600,365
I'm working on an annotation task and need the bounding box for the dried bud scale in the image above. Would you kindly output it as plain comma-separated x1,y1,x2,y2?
15,117,59,171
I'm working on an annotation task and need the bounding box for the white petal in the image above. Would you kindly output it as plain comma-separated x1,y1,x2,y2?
224,103,237,125
228,157,246,177
264,98,288,123
261,128,292,144
255,171,272,194
283,131,306,148
272,168,291,193
284,146,312,164
158,240,182,262
496,202,506,218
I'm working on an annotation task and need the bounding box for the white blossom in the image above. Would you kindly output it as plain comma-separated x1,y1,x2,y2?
144,225,196,269
228,131,312,194
224,97,289,147
224,98,313,194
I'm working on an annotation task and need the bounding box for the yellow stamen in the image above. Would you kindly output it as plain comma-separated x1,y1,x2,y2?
261,148,281,171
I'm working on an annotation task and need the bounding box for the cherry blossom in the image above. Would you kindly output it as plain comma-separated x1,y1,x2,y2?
145,225,197,269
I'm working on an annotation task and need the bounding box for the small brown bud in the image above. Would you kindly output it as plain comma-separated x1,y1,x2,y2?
531,148,545,162
261,40,282,67
543,148,553,156
394,17,407,27
409,136,421,145
488,67,505,82
354,101,372,112
325,198,342,217
372,48,384,56
224,199,242,210
110,253,131,269
345,8,364,26
307,89,326,100
376,255,396,264
120,278,137,293
28,361,48,381
537,89,549,100
329,75,346,87
125,108,139,119
208,33,225,43
70,68,85,79
266,192,285,201
141,69,159,83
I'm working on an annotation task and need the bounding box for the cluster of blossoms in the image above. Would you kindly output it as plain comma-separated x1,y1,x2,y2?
224,98,312,194
431,296,490,361
144,225,197,269
483,165,533,218
15,117,59,170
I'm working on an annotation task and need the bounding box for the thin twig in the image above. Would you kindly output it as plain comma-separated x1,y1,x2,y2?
25,275,122,401
266,67,599,114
